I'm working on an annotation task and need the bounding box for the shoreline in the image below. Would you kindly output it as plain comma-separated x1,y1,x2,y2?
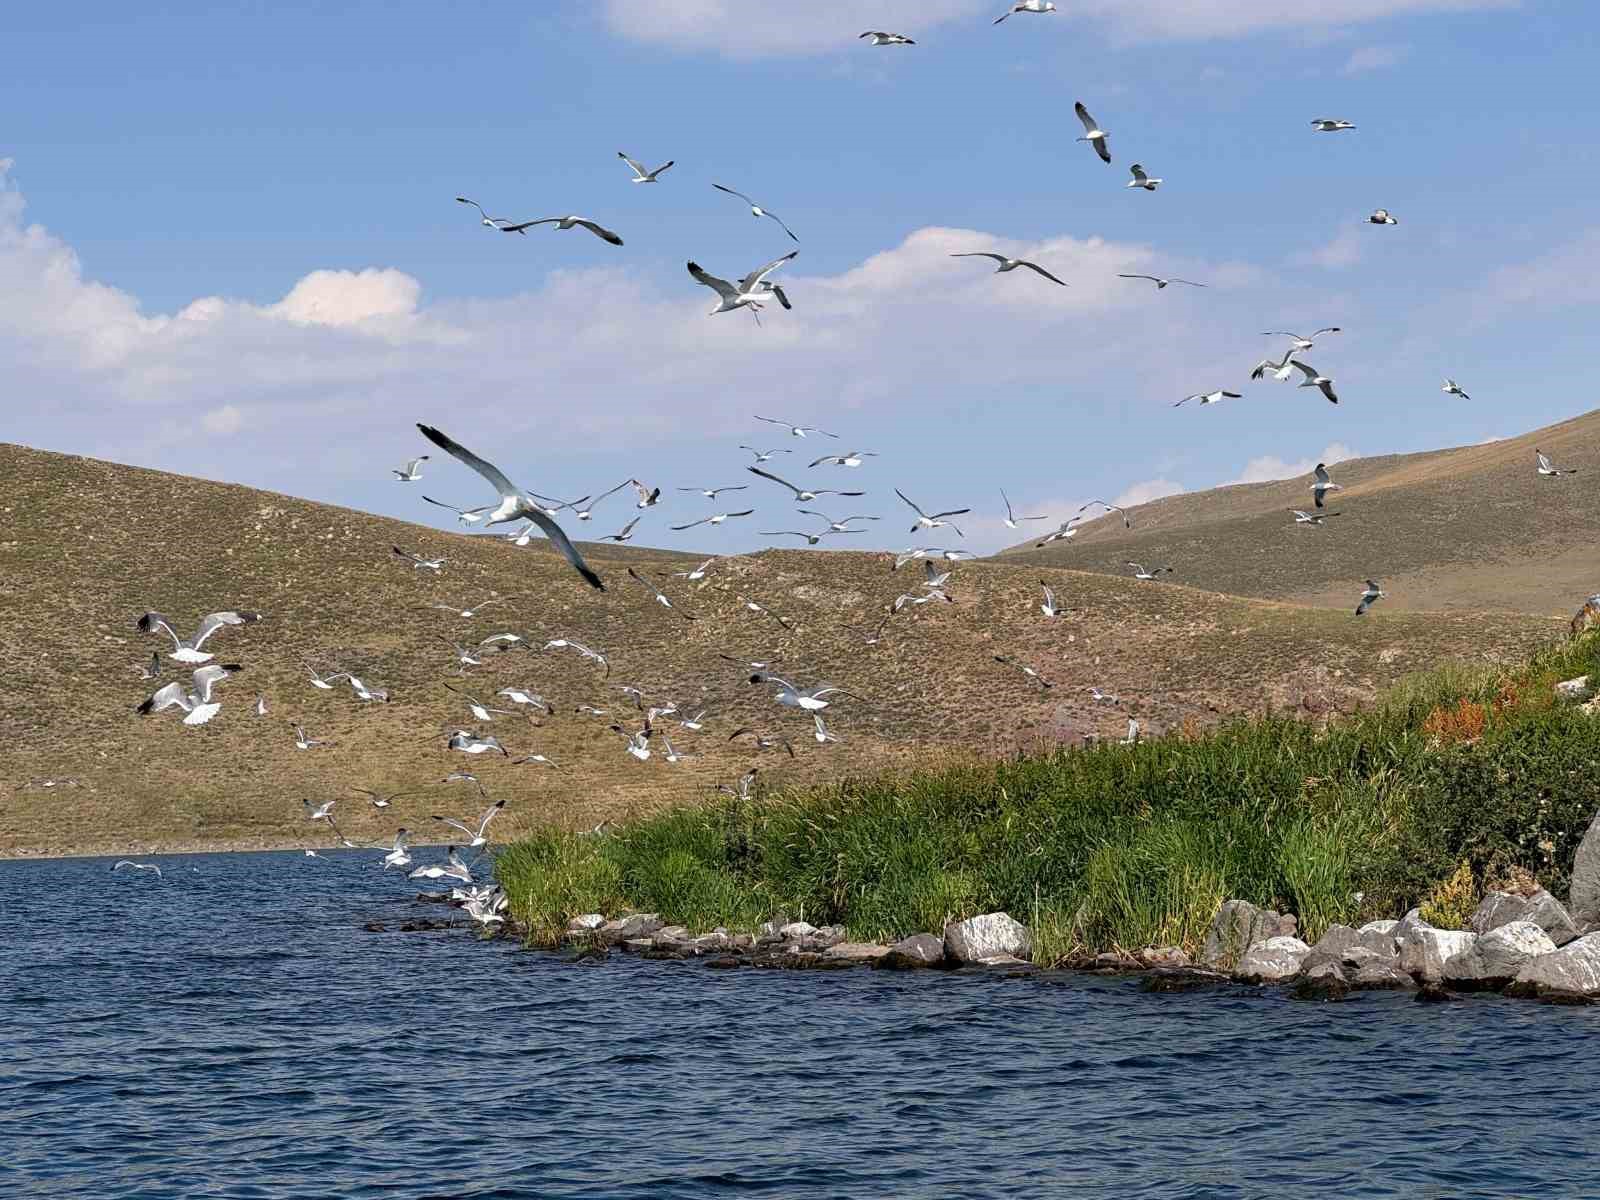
0,836,465,863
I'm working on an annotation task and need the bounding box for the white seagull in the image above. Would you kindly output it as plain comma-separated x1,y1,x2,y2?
742,446,792,463
1039,580,1062,618
1126,562,1173,581
994,0,1056,23
1536,449,1577,477
1263,327,1340,352
799,510,879,533
514,214,625,245
1074,101,1111,163
302,798,337,823
861,30,915,45
137,664,243,726
618,151,674,183
673,557,719,582
432,799,506,849
670,510,754,532
1251,347,1299,382
712,184,799,242
393,456,430,481
543,638,609,675
627,567,697,620
809,450,877,468
1355,579,1386,615
687,252,799,317
601,516,642,544
392,546,446,572
754,415,837,439
1443,378,1471,400
417,424,604,590
1035,517,1082,547
253,695,268,717
293,726,328,751
1127,163,1162,190
897,488,971,537
1173,390,1241,408
1311,463,1342,509
994,656,1052,689
1290,509,1341,526
448,730,508,756
950,252,1067,286
382,830,413,871
445,683,516,722
409,846,474,884
1312,119,1356,132
748,466,864,503
1118,274,1205,289
113,860,163,878
347,675,389,703
749,673,857,712
1002,489,1047,529
677,484,749,500
1288,360,1339,404
1368,209,1398,225
610,723,653,761
138,610,261,664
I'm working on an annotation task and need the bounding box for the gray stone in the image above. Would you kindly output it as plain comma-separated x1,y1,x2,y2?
1472,889,1581,946
1398,925,1477,984
1141,967,1231,993
1202,900,1297,969
1313,924,1360,957
1291,961,1350,1001
1138,946,1191,969
757,914,792,938
944,912,1032,964
779,921,820,939
566,913,605,931
1570,810,1600,926
878,933,945,967
1555,675,1592,700
811,925,848,948
623,937,655,952
1356,920,1401,957
652,925,690,945
1093,951,1141,971
1234,935,1312,983
1477,921,1557,983
1352,961,1416,990
1510,932,1600,999
823,941,890,962
601,913,662,942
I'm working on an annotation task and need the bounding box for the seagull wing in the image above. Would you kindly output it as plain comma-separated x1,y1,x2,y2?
417,424,519,498
713,183,757,206
930,508,972,520
1287,359,1318,383
1168,279,1207,288
137,612,183,651
192,663,241,704
501,217,560,232
1019,261,1067,286
670,516,712,531
1074,101,1099,134
138,681,188,714
1130,164,1148,183
525,507,605,590
764,211,800,243
432,815,475,838
1117,274,1161,283
747,466,804,497
570,218,624,245
894,488,930,519
740,250,798,292
687,261,741,301
950,252,1008,266
1310,327,1342,338
618,152,650,178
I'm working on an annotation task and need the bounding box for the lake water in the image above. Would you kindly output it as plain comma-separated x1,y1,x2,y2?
3,849,1595,1198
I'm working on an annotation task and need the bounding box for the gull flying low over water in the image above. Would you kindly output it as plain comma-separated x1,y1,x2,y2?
1312,463,1342,509
1355,579,1387,616
382,830,413,870
138,611,261,664
1288,360,1339,404
393,456,429,481
628,567,697,620
618,152,674,183
1312,119,1356,132
409,846,474,884
897,489,970,537
1443,378,1471,399
1368,209,1398,225
417,424,604,590
1127,562,1173,581
994,1,1055,23
950,252,1067,286
1536,450,1578,477
861,30,915,45
432,799,506,848
303,798,337,823
448,730,508,756
670,510,754,532
1127,164,1162,191
749,466,864,503
1291,509,1341,526
809,450,876,468
1074,101,1111,164
113,860,163,878
393,546,446,572
137,664,243,726
1118,274,1205,290
712,184,799,242
754,415,837,439
688,252,798,315
1173,390,1240,408
1001,489,1047,529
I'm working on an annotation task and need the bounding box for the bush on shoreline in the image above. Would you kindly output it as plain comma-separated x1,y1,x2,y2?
496,634,1600,963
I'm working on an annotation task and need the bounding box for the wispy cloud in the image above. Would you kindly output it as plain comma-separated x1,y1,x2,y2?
1224,442,1358,486
1341,43,1408,73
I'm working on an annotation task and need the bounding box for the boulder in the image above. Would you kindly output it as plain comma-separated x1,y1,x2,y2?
1398,925,1477,984
779,921,820,939
1394,908,1429,945
1509,933,1600,1000
873,933,946,970
566,913,605,932
1137,946,1192,969
1202,900,1297,969
757,914,792,938
1290,961,1350,1001
811,925,848,949
652,925,690,945
944,912,1032,964
1478,921,1558,983
1471,889,1580,946
1313,924,1360,958
601,913,662,942
1351,961,1416,990
1356,920,1401,958
1555,675,1592,701
1141,967,1231,993
1234,936,1312,983
1569,810,1600,925
822,941,890,962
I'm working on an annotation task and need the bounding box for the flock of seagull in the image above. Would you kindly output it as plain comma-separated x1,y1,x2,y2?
113,12,1588,885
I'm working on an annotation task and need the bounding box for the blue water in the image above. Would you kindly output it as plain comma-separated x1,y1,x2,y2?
2,850,1595,1198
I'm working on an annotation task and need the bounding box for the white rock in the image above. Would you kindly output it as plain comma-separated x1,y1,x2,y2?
1398,926,1477,984
1471,889,1580,945
1356,919,1401,957
1235,936,1312,983
1478,921,1558,980
943,912,1032,964
822,942,889,961
779,921,819,939
1512,933,1600,998
1555,675,1591,700
566,913,605,931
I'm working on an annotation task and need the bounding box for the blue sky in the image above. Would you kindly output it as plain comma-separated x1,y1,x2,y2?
3,0,1597,552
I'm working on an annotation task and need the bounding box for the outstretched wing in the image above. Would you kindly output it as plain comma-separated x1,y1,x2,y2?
687,261,740,301
417,424,518,497
747,465,803,496
1019,261,1068,286
740,250,798,293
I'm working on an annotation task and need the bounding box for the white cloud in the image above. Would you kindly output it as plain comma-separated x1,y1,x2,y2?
1341,43,1408,73
600,0,1516,57
1225,442,1357,486
1291,228,1366,271
268,268,423,328
200,405,244,436
1114,478,1185,507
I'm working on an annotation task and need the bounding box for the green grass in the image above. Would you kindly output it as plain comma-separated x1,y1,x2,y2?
497,633,1600,962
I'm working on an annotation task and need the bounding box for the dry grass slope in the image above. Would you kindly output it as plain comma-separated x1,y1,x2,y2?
1002,407,1600,615
0,442,1562,857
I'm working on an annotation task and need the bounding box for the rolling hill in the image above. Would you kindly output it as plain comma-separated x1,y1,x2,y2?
1002,407,1600,615
0,441,1567,858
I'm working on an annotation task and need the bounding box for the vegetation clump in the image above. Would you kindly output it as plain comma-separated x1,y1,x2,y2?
497,634,1600,964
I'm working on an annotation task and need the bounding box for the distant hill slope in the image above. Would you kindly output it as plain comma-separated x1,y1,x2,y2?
1001,407,1600,615
0,443,1562,857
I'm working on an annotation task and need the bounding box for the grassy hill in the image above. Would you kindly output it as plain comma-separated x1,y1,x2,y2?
0,442,1564,858
1002,407,1600,615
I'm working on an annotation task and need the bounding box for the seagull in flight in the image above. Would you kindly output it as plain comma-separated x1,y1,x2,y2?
1089,686,1118,703
601,516,642,544
347,675,389,703
728,728,796,757
448,731,508,757
1311,463,1342,509
762,529,841,545
994,655,1052,689
811,714,841,745
897,489,970,536
670,510,754,532
950,252,1067,286
749,673,858,712
392,546,446,572
1035,517,1082,547
431,596,511,619
455,196,530,232
609,723,653,761
417,424,603,590
356,788,415,811
1290,509,1341,526
512,214,625,244
138,611,261,664
1001,489,1047,529
420,495,489,525
1251,347,1299,382
1127,163,1162,190
1126,562,1173,581
432,799,506,848
1173,390,1240,408
716,768,760,802
409,846,474,884
1442,378,1470,399
742,446,792,462
799,510,879,533
1312,118,1356,132
809,450,877,468
860,30,915,45
748,465,863,503
1263,328,1340,352
687,252,798,315
543,638,609,675
1288,360,1339,404
712,184,799,242
498,686,555,715
1118,274,1205,290
1368,209,1398,225
445,683,516,722
393,456,429,481
137,664,243,725
754,415,837,439
1355,579,1386,615
677,484,749,500
736,594,795,631
673,557,719,582
625,479,660,509
1078,500,1133,529
302,798,337,823
1536,449,1578,476
1039,580,1062,618
293,725,328,751
628,567,697,620
618,151,674,183
1074,101,1111,163
381,830,413,870
994,0,1056,23
113,860,163,878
